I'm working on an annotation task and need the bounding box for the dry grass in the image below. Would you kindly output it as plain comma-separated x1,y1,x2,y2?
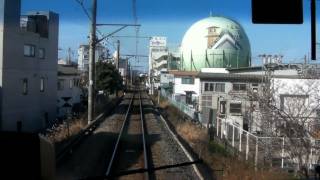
156,97,294,180
45,118,87,144
175,121,293,180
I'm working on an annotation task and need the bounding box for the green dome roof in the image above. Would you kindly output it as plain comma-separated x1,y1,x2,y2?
180,16,251,71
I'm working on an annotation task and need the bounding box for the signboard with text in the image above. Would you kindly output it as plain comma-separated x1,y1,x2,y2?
150,36,167,47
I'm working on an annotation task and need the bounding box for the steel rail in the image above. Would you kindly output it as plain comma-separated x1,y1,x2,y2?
105,93,135,176
139,90,150,179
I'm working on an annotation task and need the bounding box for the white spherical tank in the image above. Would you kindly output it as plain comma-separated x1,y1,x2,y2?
180,16,251,71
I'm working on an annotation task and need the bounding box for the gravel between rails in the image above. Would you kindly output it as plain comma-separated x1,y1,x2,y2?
115,95,145,180
55,94,133,180
142,92,200,180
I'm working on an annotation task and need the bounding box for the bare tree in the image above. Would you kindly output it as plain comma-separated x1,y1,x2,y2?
250,77,320,178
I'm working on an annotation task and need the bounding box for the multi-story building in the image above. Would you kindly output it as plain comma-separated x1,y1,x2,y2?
166,63,320,135
0,0,59,132
148,36,168,94
77,43,107,72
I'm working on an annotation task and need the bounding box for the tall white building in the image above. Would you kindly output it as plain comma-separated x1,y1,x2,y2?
77,44,107,72
0,0,59,132
148,37,168,94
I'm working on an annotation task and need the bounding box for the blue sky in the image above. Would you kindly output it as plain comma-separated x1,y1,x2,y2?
22,0,320,71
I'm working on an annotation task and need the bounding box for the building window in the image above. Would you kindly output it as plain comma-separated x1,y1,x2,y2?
39,48,45,59
233,83,247,91
215,83,225,92
181,77,194,84
204,82,214,91
74,79,80,87
204,83,209,91
280,94,309,114
209,83,214,91
69,79,73,89
230,103,242,114
40,78,45,92
204,82,225,92
22,78,28,95
24,44,35,57
58,79,64,90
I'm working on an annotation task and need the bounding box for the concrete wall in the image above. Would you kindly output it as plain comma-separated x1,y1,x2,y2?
0,0,58,132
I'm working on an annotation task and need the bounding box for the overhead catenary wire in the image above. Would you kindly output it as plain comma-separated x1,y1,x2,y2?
74,0,116,54
74,0,141,61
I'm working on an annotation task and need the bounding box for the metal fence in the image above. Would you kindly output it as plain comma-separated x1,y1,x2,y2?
216,117,320,171
160,90,203,123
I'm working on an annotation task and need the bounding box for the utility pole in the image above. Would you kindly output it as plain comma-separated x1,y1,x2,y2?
116,40,120,69
67,47,72,65
311,0,316,60
88,0,97,124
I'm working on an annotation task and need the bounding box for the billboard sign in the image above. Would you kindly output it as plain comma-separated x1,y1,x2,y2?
150,36,167,47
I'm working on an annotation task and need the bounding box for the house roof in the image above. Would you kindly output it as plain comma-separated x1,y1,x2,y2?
168,70,198,77
58,65,79,76
198,72,264,82
198,72,301,82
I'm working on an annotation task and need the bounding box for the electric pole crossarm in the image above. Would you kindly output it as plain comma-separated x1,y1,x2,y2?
311,0,317,60
122,54,148,58
96,23,141,27
110,35,151,39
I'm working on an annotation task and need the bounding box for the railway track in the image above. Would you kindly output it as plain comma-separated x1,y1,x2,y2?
105,88,202,180
105,90,149,179
56,86,202,180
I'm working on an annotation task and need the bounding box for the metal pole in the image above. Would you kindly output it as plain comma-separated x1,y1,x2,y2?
246,133,249,160
131,65,133,85
255,137,258,170
239,130,242,152
221,120,223,139
88,0,97,124
281,137,285,168
116,40,120,69
158,88,160,104
232,125,235,147
311,0,316,60
216,118,219,137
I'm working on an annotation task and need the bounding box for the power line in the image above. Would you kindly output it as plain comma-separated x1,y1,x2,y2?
73,0,120,59
74,0,92,21
74,0,142,66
